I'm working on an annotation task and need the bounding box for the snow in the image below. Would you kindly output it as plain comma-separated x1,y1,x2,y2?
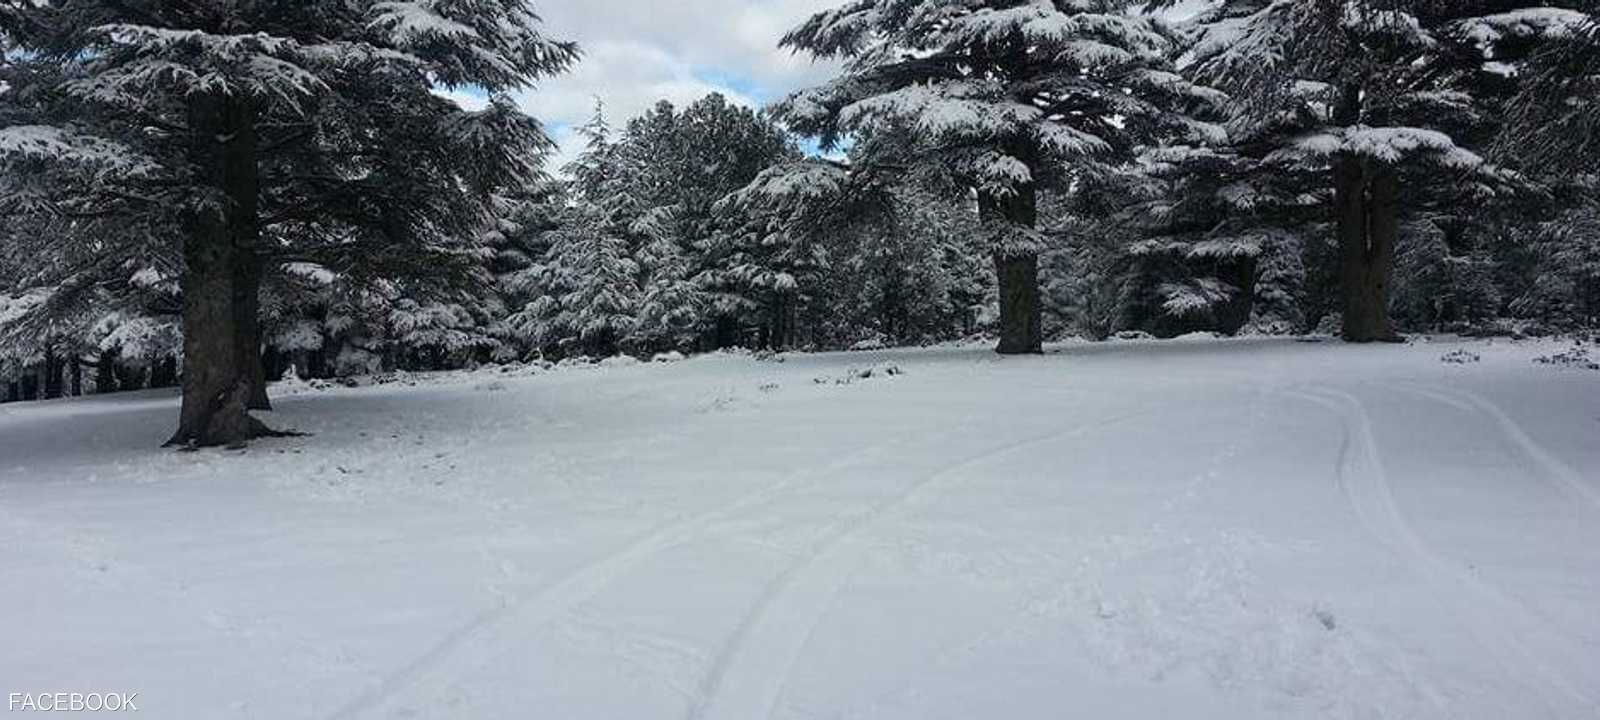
1268,126,1486,171
1452,8,1589,53
283,262,338,287
1160,278,1237,316
369,2,482,43
0,125,156,175
839,82,1042,142
3,338,1599,719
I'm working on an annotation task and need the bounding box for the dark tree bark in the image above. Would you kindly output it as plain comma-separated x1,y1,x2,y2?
149,356,179,389
881,279,903,343
1217,257,1258,336
167,93,280,448
261,348,284,385
980,185,1043,355
42,346,63,400
96,351,118,394
119,363,148,391
235,251,271,411
713,315,741,351
767,292,794,350
1333,155,1400,343
69,356,82,397
1330,80,1400,344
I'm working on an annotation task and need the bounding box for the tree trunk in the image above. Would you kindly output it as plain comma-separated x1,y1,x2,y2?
42,346,63,400
769,293,793,351
69,356,82,397
1334,155,1400,343
1329,79,1399,344
980,185,1043,355
149,356,178,389
1218,256,1258,335
167,93,276,448
235,251,271,411
95,351,116,394
713,315,739,351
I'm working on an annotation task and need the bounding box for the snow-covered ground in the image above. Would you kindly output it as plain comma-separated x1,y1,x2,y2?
3,338,1598,720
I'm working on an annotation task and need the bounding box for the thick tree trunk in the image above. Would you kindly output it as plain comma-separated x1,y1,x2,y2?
69,357,82,397
235,252,271,411
1334,155,1400,343
1330,79,1399,344
980,186,1043,355
167,93,278,448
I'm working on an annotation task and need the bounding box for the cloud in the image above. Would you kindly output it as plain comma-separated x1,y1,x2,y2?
514,0,842,172
496,0,1210,173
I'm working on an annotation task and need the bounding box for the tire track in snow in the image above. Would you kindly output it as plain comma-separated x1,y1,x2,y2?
687,408,1156,720
1391,382,1600,518
849,385,1285,718
1285,386,1597,716
323,430,944,720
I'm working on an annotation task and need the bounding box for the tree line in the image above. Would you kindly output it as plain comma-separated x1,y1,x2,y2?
1,1,1596,446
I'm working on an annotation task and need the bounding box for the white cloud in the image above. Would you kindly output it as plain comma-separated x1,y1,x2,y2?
505,0,1210,173
516,0,842,172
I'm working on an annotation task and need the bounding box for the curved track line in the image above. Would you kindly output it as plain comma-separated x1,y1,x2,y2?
1400,382,1600,517
689,409,1155,720
1285,386,1596,714
323,430,941,720
850,385,1284,717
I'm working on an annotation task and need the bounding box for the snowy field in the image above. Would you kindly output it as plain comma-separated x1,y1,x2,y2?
2,338,1598,720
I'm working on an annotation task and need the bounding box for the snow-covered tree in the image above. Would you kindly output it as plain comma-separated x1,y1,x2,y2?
520,209,640,358
511,116,640,358
708,161,845,349
1182,0,1587,341
614,95,796,349
0,1,576,445
565,102,644,236
840,183,990,345
776,0,1223,353
1499,13,1599,177
484,183,566,360
1063,139,1320,337
631,211,706,353
1509,183,1600,329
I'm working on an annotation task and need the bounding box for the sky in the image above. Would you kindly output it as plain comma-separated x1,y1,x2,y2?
437,0,1217,171
438,0,844,171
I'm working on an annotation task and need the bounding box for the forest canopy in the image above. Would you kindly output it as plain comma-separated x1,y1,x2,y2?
1,0,1596,444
